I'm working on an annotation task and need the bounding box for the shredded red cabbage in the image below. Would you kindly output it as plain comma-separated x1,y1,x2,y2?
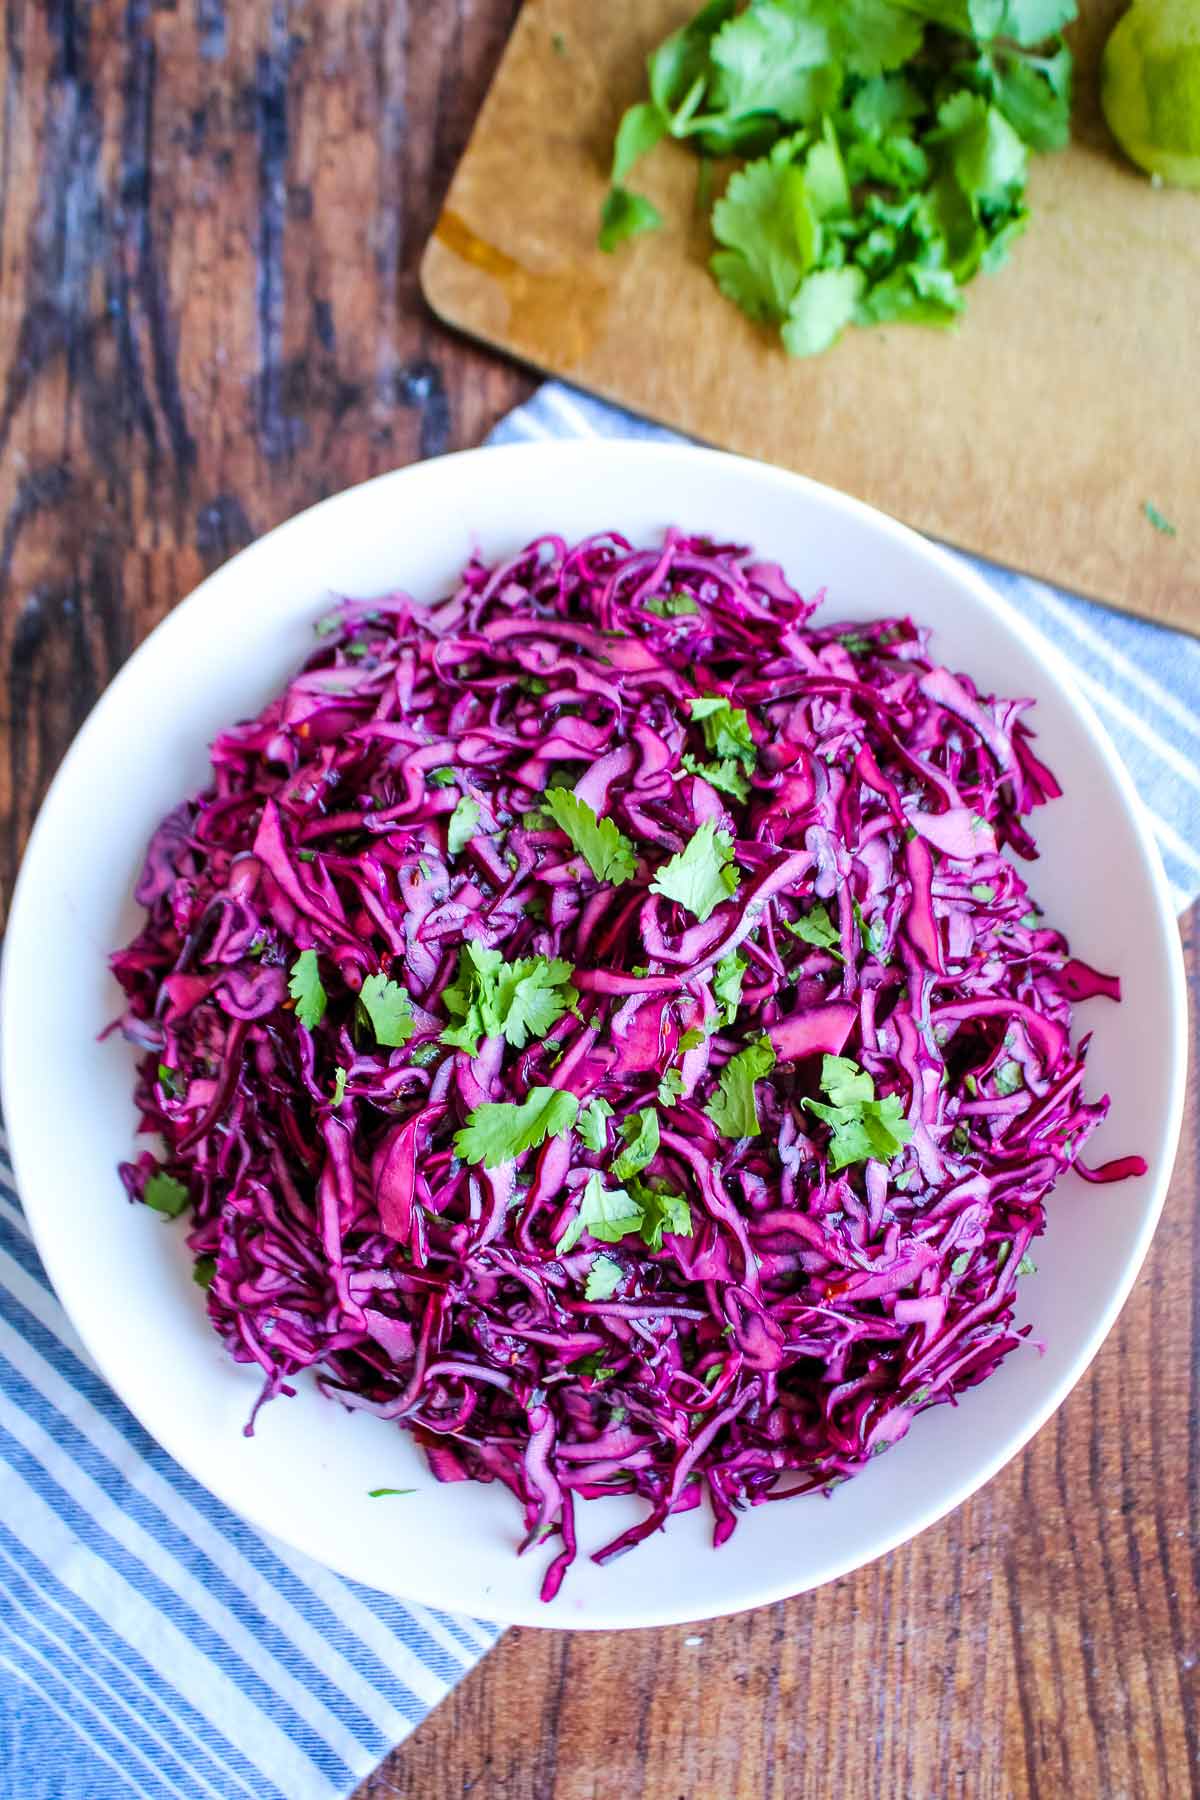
112,530,1144,1600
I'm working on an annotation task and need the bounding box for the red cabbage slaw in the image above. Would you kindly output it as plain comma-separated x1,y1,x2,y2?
112,530,1144,1601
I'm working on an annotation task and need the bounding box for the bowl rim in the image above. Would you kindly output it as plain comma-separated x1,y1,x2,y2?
1,438,1188,1630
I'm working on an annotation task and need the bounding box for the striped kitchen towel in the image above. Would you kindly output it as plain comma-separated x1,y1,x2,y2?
1,380,1196,1800
0,1118,500,1800
493,383,1200,914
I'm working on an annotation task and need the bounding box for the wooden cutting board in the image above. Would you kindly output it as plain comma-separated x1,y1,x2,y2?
421,0,1200,635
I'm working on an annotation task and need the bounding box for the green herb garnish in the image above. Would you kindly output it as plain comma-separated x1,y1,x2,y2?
358,972,416,1047
455,1088,580,1170
447,796,481,857
144,1172,189,1218
545,788,637,885
705,1035,777,1139
612,1107,661,1181
288,949,327,1030
1144,501,1177,537
650,819,741,923
441,942,577,1056
802,1052,913,1170
577,1096,615,1152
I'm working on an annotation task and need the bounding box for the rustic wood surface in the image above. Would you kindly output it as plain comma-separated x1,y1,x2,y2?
0,4,1194,1799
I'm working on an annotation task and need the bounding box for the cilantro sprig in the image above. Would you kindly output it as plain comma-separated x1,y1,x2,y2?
802,1053,913,1170
705,1035,776,1139
558,1169,694,1256
288,949,327,1031
545,789,637,886
359,973,417,1048
441,942,578,1056
454,1088,580,1170
651,819,741,923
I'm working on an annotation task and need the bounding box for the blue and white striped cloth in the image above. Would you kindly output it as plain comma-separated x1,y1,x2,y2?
0,382,1195,1800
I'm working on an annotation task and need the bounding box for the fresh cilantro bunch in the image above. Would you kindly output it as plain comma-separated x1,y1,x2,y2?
600,0,1076,355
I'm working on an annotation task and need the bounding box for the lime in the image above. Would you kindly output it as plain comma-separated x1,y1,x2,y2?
1101,0,1200,189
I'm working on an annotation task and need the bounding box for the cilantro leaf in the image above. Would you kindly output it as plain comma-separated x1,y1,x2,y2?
650,819,741,924
612,101,668,184
441,943,577,1055
1144,501,1177,538
454,1087,580,1169
658,1067,686,1108
1016,1252,1038,1276
192,1255,216,1288
577,1096,614,1152
951,1251,971,1275
820,1053,875,1106
288,949,327,1030
584,1254,625,1301
995,0,1075,45
545,788,637,885
782,265,865,355
689,695,757,768
993,1059,1023,1095
144,1171,189,1218
557,1171,643,1255
332,1066,348,1106
712,950,747,1026
359,972,416,1047
711,154,819,323
599,185,663,253
851,897,889,962
634,1181,693,1251
447,796,481,857
710,7,841,126
786,900,844,959
612,1107,661,1181
682,753,752,802
705,1036,777,1139
802,1053,913,1169
428,766,459,788
644,592,700,617
648,0,738,121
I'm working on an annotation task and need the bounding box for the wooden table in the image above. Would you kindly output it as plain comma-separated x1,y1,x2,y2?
0,5,1194,1796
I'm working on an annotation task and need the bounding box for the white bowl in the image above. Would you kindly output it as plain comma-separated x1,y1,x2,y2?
2,443,1186,1630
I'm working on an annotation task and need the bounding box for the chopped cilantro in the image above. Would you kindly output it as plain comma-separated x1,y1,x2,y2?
802,1053,913,1171
359,972,416,1047
681,753,751,802
288,949,326,1030
144,1172,189,1218
786,900,844,960
644,592,700,617
1017,1253,1038,1276
332,1066,348,1106
705,1036,776,1139
584,1254,624,1301
612,1107,660,1180
650,819,741,923
192,1255,216,1288
454,1087,580,1170
712,951,747,1026
599,184,663,252
577,1096,615,1152
633,1180,693,1251
689,695,756,769
658,1067,686,1108
441,942,577,1055
157,1063,181,1098
557,1170,644,1254
428,766,459,788
971,882,996,902
950,1251,971,1275
1144,501,1177,537
545,789,637,885
851,897,889,961
367,1487,416,1498
447,796,481,857
993,1059,1023,1095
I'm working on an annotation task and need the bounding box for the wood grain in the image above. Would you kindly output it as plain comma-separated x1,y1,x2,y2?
0,6,1195,1798
370,905,1200,1800
0,0,532,923
422,0,1200,635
